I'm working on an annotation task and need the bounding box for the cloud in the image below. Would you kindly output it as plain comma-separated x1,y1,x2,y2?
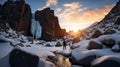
55,8,62,14
45,0,58,7
80,4,115,22
38,0,58,10
63,2,81,9
56,2,115,31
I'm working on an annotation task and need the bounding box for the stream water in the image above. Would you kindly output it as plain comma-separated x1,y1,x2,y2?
55,54,71,67
47,54,72,67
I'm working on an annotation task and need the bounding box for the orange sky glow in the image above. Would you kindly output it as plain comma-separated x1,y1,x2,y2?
55,2,115,32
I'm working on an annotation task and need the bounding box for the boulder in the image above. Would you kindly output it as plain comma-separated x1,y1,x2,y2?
91,30,102,38
117,40,120,43
78,55,96,67
45,43,52,47
46,55,58,63
69,56,78,65
35,7,67,41
55,42,62,47
104,30,116,35
112,44,120,52
0,37,8,43
2,0,32,35
115,17,120,25
9,49,39,67
117,41,120,47
101,39,115,48
92,60,120,67
87,41,103,50
70,55,96,67
0,4,2,15
72,37,80,44
91,56,120,67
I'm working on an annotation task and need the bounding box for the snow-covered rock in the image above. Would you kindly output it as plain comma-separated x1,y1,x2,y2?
0,35,9,42
91,55,120,67
87,40,103,50
101,38,115,48
112,44,120,52
9,49,39,67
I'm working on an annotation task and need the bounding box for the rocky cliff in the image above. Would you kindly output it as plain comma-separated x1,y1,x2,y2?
83,0,120,39
0,4,3,25
35,8,67,41
1,0,32,35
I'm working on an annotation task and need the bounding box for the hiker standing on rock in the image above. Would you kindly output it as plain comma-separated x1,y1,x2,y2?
63,40,67,50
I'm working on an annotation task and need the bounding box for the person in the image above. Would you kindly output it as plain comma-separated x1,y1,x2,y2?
63,40,67,50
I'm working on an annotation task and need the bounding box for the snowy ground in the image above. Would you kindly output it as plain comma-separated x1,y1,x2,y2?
0,28,120,67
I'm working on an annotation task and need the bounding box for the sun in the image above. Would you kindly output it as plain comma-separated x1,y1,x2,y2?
73,29,78,33
71,27,79,33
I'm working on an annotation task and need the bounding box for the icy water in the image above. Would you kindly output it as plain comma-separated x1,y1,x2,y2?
54,54,71,67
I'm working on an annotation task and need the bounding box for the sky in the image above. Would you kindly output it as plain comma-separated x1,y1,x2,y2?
0,0,119,32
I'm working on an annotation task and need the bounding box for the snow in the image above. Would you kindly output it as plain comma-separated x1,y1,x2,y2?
7,28,17,35
0,35,9,42
0,42,13,67
73,40,90,51
97,34,120,43
91,55,120,65
1,22,120,67
0,41,71,67
72,34,120,61
21,45,71,59
31,19,42,39
72,48,120,61
21,47,55,60
0,28,71,67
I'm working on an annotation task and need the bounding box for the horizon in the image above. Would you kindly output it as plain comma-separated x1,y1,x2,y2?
0,0,118,32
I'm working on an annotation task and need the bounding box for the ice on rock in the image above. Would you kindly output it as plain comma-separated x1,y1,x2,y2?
31,18,42,39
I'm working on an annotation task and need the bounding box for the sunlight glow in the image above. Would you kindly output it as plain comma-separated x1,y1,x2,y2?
71,27,80,33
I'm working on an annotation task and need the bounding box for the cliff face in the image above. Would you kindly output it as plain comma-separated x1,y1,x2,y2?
35,8,66,41
97,0,120,30
0,4,2,17
1,0,32,35
83,0,120,39
0,4,3,25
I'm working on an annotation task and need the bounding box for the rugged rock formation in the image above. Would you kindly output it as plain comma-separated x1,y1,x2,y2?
87,40,103,50
104,29,116,35
91,30,102,38
100,0,120,27
9,49,39,67
55,42,62,47
83,0,120,39
0,4,3,26
0,4,2,17
70,55,96,67
1,0,32,35
101,39,115,48
35,7,67,41
91,56,120,67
